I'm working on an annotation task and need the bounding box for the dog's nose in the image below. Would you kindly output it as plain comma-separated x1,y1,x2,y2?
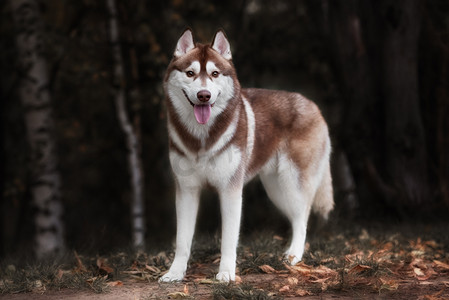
197,90,211,102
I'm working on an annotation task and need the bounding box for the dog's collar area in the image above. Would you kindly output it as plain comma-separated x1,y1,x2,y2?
182,89,214,107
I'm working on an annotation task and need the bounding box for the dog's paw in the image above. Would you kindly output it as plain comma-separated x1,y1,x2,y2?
283,252,302,266
215,271,235,282
159,271,185,283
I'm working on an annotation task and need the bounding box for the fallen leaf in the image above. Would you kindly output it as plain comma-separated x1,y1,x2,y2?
287,277,299,285
314,265,338,276
259,264,276,274
273,235,284,241
424,240,439,249
31,280,46,294
183,284,189,295
106,280,123,287
74,251,87,272
97,257,114,274
56,269,68,280
145,265,161,274
379,278,399,291
279,285,290,293
196,278,215,284
296,288,311,296
414,267,425,277
433,260,449,271
167,292,191,299
285,262,312,275
309,277,330,284
348,264,372,275
235,275,242,284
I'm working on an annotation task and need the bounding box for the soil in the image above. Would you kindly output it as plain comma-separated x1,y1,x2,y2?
1,271,448,299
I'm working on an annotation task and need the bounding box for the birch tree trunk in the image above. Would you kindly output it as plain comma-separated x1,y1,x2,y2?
107,0,146,250
11,0,64,258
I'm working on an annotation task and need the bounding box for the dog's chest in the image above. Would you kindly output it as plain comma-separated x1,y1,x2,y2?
169,142,243,189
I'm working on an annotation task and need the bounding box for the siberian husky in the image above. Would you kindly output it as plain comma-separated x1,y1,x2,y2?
160,29,334,283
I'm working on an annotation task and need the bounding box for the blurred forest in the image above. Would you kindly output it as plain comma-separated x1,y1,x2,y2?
1,0,448,258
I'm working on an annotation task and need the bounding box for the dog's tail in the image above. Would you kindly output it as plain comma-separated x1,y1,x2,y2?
312,162,334,221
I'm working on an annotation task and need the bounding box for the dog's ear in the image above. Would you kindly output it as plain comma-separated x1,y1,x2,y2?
212,30,232,60
174,29,195,58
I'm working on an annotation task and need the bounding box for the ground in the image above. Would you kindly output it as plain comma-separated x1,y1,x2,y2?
1,222,449,299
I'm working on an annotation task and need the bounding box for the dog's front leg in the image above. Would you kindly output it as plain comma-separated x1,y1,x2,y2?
159,185,200,282
216,187,243,282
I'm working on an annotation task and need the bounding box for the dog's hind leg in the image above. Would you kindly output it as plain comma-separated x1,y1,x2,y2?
260,153,316,265
159,185,200,282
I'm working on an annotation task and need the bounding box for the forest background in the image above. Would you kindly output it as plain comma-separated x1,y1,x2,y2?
1,0,448,259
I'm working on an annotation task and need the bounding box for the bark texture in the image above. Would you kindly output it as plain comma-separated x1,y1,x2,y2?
11,0,64,258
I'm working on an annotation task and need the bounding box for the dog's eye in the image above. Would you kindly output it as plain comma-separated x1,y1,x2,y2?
186,71,195,77
211,71,219,78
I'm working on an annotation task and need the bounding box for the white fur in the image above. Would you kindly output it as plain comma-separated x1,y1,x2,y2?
161,144,242,282
242,96,255,175
259,150,312,265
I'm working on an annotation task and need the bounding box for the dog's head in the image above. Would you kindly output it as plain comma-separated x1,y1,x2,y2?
165,29,239,125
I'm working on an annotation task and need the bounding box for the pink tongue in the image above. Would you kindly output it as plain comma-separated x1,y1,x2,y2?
194,104,211,124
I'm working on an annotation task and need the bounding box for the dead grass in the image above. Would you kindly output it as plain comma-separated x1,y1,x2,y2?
213,283,281,300
1,222,448,299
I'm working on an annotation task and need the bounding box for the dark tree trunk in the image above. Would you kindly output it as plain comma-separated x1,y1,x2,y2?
320,0,431,214
321,0,383,209
380,0,429,206
420,2,449,209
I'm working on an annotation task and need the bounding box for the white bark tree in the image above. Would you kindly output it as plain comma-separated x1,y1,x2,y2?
107,0,146,249
11,0,64,258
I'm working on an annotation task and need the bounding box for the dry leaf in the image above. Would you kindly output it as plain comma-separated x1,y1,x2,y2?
424,240,439,249
422,288,445,300
379,278,399,291
31,280,46,294
56,269,69,280
183,284,189,295
433,260,449,271
145,265,161,274
74,251,87,272
295,288,311,296
348,264,372,275
97,257,114,274
167,292,191,299
235,275,242,284
273,235,284,241
279,285,290,293
285,262,312,275
107,280,123,287
287,277,299,285
414,267,425,277
310,277,330,284
196,278,214,284
314,265,337,276
259,264,276,274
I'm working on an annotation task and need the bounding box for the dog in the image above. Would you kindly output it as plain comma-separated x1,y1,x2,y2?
159,29,334,283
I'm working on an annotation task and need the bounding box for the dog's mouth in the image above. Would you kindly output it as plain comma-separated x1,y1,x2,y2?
182,90,214,125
